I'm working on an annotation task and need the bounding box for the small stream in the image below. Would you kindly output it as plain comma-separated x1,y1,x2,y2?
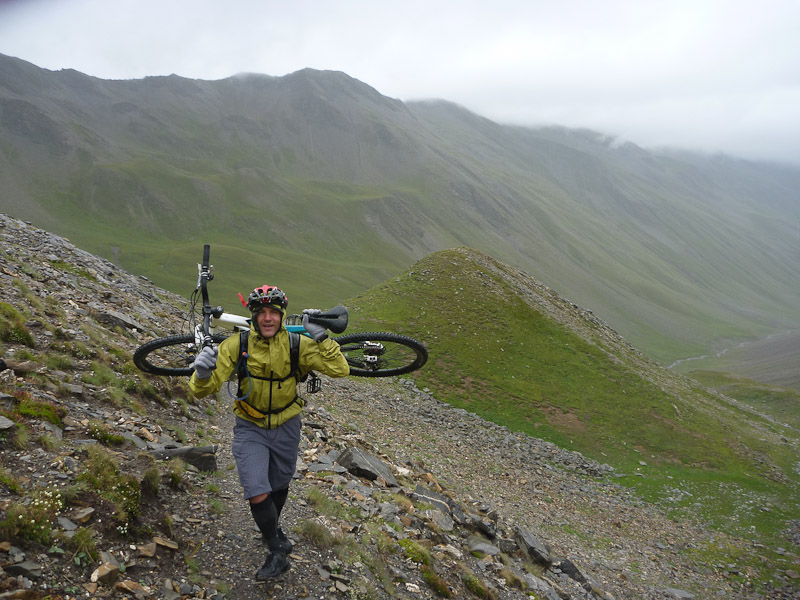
669,329,799,368
668,329,800,388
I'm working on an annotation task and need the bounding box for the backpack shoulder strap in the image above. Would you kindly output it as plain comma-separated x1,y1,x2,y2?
236,330,250,392
288,331,301,381
236,330,303,396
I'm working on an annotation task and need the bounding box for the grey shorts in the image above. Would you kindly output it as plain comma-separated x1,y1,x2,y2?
232,415,301,499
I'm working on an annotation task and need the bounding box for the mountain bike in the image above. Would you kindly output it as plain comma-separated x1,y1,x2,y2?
133,245,428,379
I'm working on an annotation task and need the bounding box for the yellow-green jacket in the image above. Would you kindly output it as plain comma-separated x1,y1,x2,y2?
189,323,349,428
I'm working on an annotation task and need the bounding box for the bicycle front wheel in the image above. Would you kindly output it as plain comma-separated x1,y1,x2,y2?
133,333,229,376
334,332,428,377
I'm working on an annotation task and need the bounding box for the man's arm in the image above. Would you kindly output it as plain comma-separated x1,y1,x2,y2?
189,337,237,397
303,337,350,378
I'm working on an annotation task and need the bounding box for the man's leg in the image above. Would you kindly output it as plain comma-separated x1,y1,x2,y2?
264,416,300,555
250,493,290,580
250,491,292,553
269,488,293,550
232,419,290,580
271,488,289,515
249,493,279,548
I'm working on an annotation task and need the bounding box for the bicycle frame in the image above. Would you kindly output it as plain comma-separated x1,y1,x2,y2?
196,244,218,347
192,245,309,344
205,312,308,335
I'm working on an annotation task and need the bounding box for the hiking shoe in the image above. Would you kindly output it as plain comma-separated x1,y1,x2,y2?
262,527,293,554
255,552,290,580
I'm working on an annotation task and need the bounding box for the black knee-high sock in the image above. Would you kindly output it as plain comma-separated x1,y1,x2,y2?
271,488,289,518
249,496,279,549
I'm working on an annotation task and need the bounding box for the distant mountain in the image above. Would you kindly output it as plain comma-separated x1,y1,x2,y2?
1,52,798,371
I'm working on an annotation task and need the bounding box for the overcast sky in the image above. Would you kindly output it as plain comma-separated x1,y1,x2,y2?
1,0,798,165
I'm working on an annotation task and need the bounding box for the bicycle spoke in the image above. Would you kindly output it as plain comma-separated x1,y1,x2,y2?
335,332,427,377
134,333,228,376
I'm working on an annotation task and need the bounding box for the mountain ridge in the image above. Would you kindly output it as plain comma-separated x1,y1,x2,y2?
1,52,798,375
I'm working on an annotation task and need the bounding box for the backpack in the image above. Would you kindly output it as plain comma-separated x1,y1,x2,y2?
235,330,320,399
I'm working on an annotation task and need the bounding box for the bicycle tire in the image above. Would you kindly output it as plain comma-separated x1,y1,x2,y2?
133,333,229,376
334,332,427,377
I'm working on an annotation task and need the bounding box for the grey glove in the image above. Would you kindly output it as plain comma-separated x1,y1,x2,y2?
193,345,218,379
303,308,328,342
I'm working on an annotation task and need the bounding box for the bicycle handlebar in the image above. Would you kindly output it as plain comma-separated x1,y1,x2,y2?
198,245,348,338
199,244,215,347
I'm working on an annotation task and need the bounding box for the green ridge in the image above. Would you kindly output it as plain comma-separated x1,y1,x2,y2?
344,248,799,553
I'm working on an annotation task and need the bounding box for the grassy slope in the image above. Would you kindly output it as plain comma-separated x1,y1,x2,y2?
33,158,423,315
344,248,799,557
688,370,800,431
41,145,795,369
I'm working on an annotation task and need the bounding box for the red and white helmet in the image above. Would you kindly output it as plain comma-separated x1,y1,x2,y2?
239,285,288,313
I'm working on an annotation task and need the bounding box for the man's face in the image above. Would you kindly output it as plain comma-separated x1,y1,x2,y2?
255,306,282,339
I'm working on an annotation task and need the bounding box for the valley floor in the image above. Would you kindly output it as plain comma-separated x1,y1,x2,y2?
670,329,800,389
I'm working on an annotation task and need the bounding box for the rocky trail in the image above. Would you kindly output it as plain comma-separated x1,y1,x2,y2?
0,213,796,600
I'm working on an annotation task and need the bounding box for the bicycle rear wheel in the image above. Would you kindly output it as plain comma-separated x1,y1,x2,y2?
334,332,427,377
133,333,229,376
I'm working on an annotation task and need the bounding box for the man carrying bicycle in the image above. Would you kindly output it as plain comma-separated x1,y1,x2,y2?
189,285,350,580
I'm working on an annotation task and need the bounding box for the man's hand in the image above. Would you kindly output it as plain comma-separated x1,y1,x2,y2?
193,345,218,379
303,309,328,342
